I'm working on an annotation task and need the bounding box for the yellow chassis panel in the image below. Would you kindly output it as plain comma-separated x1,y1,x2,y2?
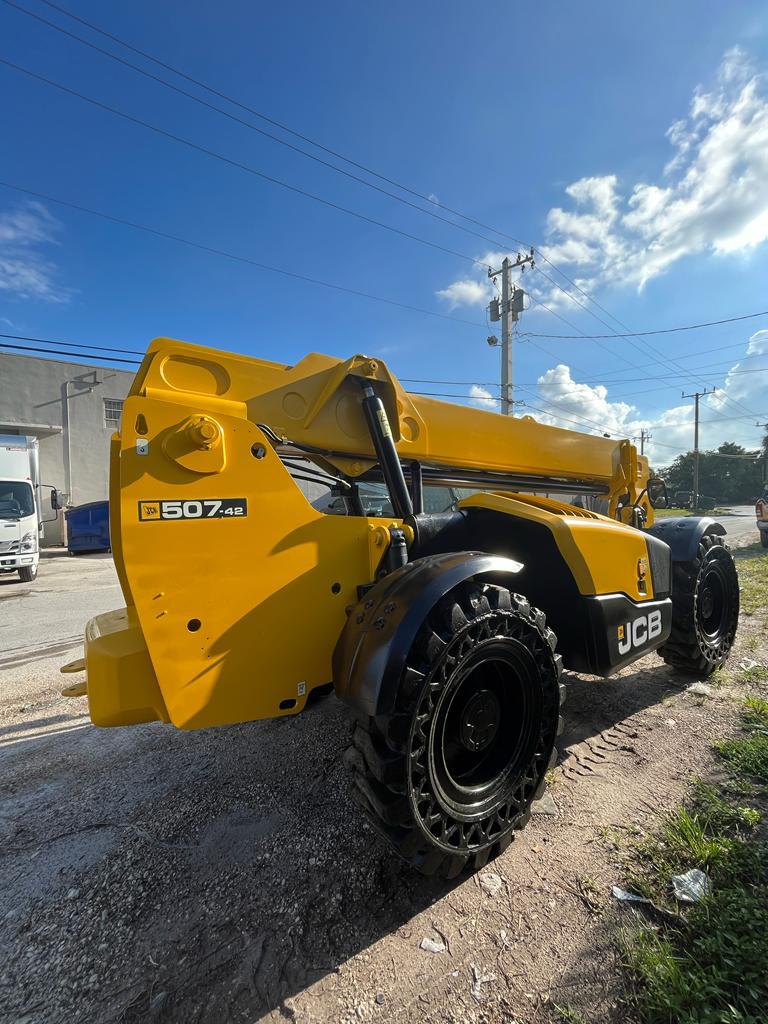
460,493,655,600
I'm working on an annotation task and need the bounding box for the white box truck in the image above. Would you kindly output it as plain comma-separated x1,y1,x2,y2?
0,435,61,583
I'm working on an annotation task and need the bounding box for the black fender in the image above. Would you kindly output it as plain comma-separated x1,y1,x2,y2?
644,516,726,564
333,551,523,720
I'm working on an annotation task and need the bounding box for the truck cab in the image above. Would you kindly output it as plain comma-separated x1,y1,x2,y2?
0,435,47,583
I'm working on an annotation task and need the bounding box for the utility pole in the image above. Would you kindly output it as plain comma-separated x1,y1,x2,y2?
639,428,652,456
488,250,535,414
682,388,716,509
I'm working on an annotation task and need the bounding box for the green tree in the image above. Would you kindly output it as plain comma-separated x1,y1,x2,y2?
660,442,762,504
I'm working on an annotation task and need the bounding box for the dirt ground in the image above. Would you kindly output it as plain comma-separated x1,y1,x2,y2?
1,538,765,1024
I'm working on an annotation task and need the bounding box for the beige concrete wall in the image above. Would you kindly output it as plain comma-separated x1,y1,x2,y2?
0,352,135,545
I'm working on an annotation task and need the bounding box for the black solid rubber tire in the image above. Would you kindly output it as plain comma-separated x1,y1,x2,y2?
18,565,37,583
344,581,563,878
658,534,739,676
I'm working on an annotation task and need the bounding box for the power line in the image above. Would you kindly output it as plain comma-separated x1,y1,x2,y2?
0,57,486,268
8,2,765,392
0,331,143,357
526,264,765,422
13,0,767,399
523,308,768,340
2,332,763,426
0,181,483,329
2,337,762,438
526,265,764,423
2,0,518,257
12,0,738,385
32,0,532,250
0,339,141,364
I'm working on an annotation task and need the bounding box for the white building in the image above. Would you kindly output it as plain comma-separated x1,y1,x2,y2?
0,352,134,545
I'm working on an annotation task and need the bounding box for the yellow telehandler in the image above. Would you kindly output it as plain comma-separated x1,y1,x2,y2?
63,338,740,876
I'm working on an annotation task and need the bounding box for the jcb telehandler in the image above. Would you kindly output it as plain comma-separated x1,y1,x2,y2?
63,339,740,877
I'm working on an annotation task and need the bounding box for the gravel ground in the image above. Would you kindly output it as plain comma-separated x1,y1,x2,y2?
1,528,764,1024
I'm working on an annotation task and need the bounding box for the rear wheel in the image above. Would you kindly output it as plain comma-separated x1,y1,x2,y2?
344,581,563,877
18,564,37,583
659,534,739,676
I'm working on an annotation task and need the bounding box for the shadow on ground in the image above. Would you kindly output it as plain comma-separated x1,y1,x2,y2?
1,657,684,1024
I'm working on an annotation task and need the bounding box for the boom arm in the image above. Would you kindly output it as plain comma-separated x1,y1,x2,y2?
130,338,651,519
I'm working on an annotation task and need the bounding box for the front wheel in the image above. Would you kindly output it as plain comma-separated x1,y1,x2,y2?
659,534,739,676
18,564,38,583
344,581,563,878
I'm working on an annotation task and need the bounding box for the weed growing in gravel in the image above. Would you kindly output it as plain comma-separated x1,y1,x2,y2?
553,1004,589,1024
742,664,768,684
622,782,768,1023
715,698,768,785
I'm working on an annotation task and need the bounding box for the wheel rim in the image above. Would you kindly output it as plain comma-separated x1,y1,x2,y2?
431,641,540,816
697,553,736,646
407,613,557,854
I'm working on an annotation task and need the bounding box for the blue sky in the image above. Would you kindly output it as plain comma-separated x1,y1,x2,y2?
1,0,768,464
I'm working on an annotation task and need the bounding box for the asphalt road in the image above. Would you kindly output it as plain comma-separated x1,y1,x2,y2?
0,553,121,698
719,505,761,546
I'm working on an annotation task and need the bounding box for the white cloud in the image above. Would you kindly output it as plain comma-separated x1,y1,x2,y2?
469,383,498,409
437,47,768,306
436,278,490,308
519,328,768,465
0,202,69,302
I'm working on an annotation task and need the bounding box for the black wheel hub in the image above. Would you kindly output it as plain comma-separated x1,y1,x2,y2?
459,688,500,752
697,556,732,643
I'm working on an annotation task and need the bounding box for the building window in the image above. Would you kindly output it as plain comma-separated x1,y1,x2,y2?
104,399,124,428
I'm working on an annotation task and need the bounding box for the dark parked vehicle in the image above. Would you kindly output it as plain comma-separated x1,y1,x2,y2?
674,490,693,509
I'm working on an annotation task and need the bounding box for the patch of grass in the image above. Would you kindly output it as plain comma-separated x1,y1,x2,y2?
715,698,768,785
743,696,768,725
735,546,768,615
622,779,768,1023
743,634,760,653
689,780,760,831
716,736,768,782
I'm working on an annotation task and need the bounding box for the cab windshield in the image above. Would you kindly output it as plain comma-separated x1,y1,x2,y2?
0,481,35,520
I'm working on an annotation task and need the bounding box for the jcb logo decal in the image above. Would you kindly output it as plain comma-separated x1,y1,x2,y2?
138,499,248,521
618,610,662,654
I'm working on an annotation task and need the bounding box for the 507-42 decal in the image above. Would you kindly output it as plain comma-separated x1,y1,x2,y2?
138,499,247,521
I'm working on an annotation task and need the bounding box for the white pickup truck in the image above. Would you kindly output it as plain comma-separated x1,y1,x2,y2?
757,490,768,549
0,435,61,583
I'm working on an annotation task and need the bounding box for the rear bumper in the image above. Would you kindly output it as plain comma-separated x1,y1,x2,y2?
84,607,169,727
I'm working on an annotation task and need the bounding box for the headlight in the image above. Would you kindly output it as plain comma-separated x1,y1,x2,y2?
20,532,37,552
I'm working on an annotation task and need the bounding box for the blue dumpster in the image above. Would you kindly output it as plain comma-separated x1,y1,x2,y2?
66,500,111,554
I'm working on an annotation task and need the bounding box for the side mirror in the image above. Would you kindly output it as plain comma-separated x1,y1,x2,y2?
50,488,60,510
648,478,668,509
